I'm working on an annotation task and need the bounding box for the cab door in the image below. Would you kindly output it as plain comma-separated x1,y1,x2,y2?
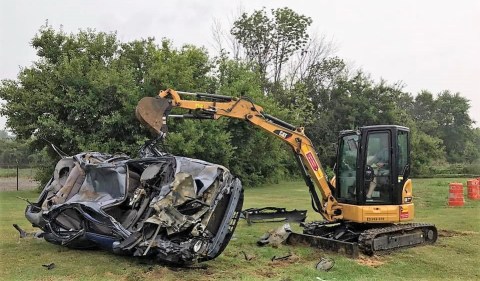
360,129,395,205
335,132,359,204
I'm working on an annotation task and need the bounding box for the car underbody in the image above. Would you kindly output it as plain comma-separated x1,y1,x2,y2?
25,145,244,265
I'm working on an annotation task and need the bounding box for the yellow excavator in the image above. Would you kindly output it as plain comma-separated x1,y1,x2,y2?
136,88,437,257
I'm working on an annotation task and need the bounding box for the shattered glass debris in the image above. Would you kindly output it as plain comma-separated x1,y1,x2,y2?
25,143,243,265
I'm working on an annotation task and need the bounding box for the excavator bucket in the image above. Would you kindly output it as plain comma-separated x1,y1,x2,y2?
136,96,172,135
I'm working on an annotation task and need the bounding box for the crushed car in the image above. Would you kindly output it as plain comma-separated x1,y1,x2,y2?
24,141,244,265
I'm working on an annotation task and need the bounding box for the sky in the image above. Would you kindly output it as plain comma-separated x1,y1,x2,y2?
1,0,479,130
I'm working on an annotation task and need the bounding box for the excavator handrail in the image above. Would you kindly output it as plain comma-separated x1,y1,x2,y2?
151,89,343,221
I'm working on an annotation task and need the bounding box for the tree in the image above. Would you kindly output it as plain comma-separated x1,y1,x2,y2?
410,129,445,175
433,91,473,162
0,25,299,187
214,58,298,186
410,90,478,164
0,26,215,184
297,66,413,166
0,136,45,167
412,91,439,135
1,26,139,155
231,7,312,85
285,35,335,89
2,10,477,186
464,128,480,164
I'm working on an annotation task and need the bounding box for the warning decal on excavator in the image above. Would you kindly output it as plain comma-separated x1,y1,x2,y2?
273,130,292,139
306,152,319,171
400,206,409,219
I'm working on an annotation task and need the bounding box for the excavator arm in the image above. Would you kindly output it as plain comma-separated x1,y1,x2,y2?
136,89,343,222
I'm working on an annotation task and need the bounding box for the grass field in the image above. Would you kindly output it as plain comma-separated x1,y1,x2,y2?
0,178,479,281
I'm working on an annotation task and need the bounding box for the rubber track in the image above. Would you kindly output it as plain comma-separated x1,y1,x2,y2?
358,223,437,255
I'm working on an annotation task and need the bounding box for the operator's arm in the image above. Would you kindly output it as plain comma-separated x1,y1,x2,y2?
367,148,388,168
136,89,343,222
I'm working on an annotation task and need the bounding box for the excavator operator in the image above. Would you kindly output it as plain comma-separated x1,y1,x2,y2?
366,135,390,200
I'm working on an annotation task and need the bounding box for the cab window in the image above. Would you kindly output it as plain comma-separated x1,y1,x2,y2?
365,132,391,203
337,134,358,202
397,130,409,179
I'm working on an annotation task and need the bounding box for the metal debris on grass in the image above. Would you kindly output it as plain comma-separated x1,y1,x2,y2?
241,207,307,225
241,251,256,261
316,257,335,271
12,224,44,239
257,223,292,247
42,263,55,270
271,253,292,261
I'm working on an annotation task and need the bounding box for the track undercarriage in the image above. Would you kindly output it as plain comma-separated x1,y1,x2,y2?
287,221,438,258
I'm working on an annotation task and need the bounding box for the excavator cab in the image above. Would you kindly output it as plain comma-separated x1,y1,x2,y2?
335,125,411,206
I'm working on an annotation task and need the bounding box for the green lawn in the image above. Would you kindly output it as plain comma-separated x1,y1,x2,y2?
0,178,479,281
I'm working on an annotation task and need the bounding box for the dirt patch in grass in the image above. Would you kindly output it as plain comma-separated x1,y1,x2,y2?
244,254,302,279
142,266,172,280
146,264,215,281
356,255,386,267
254,267,278,279
438,229,477,237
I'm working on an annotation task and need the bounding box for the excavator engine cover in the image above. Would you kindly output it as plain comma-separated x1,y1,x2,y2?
136,97,172,135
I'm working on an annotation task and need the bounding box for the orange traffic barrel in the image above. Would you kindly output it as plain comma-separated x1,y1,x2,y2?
448,183,464,206
467,179,480,200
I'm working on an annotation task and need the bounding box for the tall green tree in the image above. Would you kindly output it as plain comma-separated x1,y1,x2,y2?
464,128,480,164
433,91,473,162
298,66,413,165
231,7,312,85
0,26,217,184
411,90,475,163
0,138,29,166
412,91,439,136
0,25,299,187
410,129,445,175
1,26,140,155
